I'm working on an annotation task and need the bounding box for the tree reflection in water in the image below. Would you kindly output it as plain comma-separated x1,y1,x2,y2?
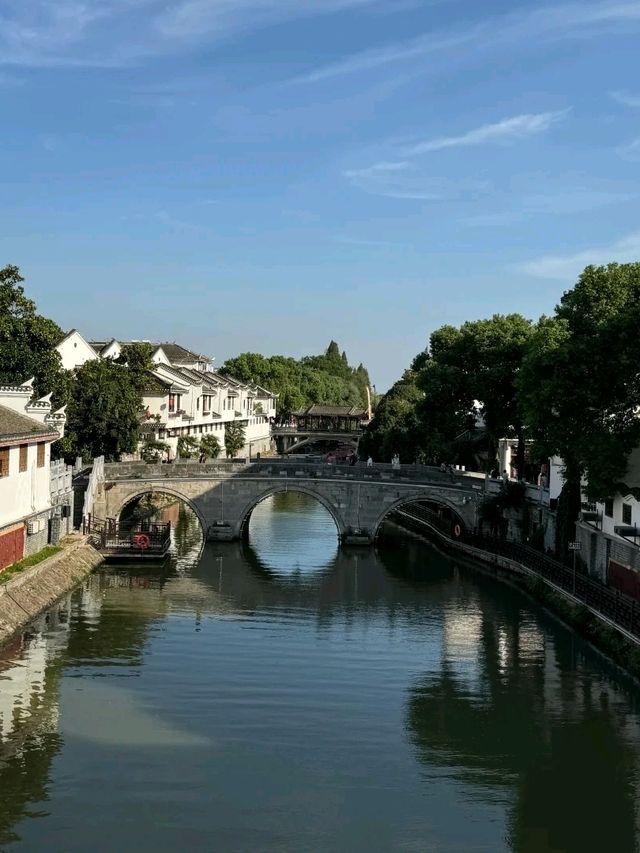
406,603,640,853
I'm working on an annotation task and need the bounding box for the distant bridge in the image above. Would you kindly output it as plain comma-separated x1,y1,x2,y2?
271,426,362,454
90,460,489,545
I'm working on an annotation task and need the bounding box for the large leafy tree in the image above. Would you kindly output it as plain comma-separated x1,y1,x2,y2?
64,359,142,461
416,315,533,471
519,263,640,555
0,264,69,404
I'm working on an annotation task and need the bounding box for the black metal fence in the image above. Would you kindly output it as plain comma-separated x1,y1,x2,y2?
84,515,171,555
396,503,640,640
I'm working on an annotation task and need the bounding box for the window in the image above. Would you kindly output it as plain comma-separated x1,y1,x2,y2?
37,442,46,468
623,503,632,526
19,444,28,472
0,447,9,478
605,498,614,518
169,393,176,413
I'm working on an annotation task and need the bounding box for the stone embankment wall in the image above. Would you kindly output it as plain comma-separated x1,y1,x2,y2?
0,540,103,646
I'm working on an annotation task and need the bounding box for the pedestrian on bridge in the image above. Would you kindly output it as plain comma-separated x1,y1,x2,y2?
367,456,373,468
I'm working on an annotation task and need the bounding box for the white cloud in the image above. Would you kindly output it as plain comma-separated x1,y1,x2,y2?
343,159,491,200
0,0,383,67
2,0,639,70
519,231,640,280
299,1,640,83
297,28,479,84
344,160,411,178
611,91,640,108
154,0,380,40
403,111,569,156
617,137,640,161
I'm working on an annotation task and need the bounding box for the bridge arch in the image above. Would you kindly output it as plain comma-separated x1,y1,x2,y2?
113,486,208,539
236,484,347,541
371,493,470,541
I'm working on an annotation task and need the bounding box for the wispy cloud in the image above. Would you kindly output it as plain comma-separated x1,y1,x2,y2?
2,0,640,71
297,28,479,84
298,1,640,83
343,159,491,200
403,111,569,156
464,186,635,226
0,0,384,67
344,111,568,201
610,90,640,108
519,231,640,280
617,137,640,161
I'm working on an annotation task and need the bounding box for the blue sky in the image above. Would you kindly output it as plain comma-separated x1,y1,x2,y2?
2,0,640,390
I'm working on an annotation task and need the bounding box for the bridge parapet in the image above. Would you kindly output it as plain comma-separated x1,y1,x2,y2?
102,460,488,491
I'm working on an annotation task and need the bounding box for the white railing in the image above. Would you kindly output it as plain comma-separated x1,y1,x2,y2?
50,458,73,498
83,456,105,522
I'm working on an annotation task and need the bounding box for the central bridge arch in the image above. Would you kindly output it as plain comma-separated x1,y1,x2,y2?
237,485,347,540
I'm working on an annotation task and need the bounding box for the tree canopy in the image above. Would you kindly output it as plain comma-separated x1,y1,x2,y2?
220,342,371,420
224,422,246,458
519,263,640,503
63,359,143,461
359,368,424,463
0,265,69,405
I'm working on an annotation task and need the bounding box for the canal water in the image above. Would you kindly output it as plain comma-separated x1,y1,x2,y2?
2,493,640,852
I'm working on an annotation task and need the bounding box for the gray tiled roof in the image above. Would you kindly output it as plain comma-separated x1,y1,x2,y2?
0,405,57,442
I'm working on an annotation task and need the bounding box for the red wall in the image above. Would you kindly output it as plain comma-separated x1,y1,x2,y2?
608,559,640,602
0,525,25,572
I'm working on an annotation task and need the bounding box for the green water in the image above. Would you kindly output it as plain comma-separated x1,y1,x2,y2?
1,493,639,852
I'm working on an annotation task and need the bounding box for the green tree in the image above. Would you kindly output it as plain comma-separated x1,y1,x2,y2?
519,263,640,556
140,438,170,463
65,359,142,461
0,264,70,405
116,342,155,393
416,314,534,471
177,435,199,459
199,433,221,460
221,344,372,421
360,368,424,462
224,422,246,458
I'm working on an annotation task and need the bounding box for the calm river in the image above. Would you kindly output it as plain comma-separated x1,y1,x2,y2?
1,493,640,852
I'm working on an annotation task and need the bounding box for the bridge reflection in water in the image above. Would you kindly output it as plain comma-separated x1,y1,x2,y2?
1,494,640,851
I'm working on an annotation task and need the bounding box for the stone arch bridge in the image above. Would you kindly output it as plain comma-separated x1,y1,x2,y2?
91,461,485,545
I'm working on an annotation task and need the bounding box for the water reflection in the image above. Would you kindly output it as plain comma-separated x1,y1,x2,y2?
406,580,640,853
0,505,640,851
248,493,339,575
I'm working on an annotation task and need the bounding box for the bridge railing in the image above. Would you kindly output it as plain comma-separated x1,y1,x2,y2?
102,458,487,487
100,459,548,506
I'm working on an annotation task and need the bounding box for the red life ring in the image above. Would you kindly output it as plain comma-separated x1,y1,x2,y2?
133,533,151,550
453,524,462,538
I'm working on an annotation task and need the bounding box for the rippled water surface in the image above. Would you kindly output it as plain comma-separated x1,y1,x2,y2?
2,493,640,852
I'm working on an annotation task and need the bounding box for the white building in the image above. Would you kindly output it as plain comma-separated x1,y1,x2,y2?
54,331,277,459
55,329,100,372
0,380,67,571
140,362,276,459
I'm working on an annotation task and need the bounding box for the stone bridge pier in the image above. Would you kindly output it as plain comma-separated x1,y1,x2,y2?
91,461,481,546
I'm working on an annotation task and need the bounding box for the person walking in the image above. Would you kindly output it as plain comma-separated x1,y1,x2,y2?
367,456,373,468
